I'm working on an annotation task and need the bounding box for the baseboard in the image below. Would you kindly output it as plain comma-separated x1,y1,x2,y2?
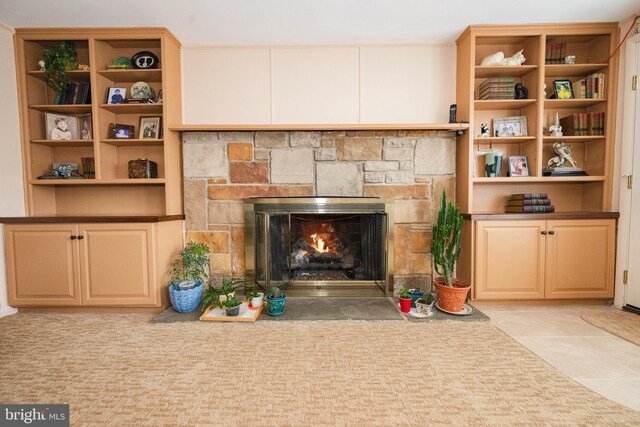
622,305,640,315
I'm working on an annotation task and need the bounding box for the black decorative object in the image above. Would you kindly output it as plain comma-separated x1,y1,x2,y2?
131,51,159,69
514,83,528,99
449,104,457,123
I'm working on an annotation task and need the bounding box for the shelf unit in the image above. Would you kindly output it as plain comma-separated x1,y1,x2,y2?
456,23,619,214
455,24,619,302
14,28,183,216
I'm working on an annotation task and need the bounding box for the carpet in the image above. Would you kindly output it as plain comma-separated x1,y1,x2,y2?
152,297,490,323
581,309,640,347
1,313,639,426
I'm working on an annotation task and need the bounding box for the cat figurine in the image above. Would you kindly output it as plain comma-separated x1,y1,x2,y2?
480,49,526,66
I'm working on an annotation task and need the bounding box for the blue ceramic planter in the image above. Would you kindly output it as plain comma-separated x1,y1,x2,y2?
266,293,287,316
169,280,203,313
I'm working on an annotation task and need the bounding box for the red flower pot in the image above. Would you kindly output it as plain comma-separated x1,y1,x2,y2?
399,297,412,313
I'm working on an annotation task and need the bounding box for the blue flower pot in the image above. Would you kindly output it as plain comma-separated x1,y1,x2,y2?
169,281,203,313
409,289,424,308
266,293,287,316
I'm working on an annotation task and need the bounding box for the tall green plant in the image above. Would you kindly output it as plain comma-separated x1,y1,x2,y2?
431,190,463,287
170,241,211,284
43,42,77,92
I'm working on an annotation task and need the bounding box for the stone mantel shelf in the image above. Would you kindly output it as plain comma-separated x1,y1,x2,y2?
169,123,470,132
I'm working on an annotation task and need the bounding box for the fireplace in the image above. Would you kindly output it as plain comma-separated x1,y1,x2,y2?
244,197,393,296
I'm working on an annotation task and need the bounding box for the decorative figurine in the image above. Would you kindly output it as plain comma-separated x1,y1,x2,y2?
38,60,46,71
549,112,563,137
547,142,577,168
564,55,576,64
514,83,528,99
480,123,490,137
480,49,526,66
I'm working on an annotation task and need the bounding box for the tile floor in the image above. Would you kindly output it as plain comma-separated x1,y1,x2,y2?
480,304,640,412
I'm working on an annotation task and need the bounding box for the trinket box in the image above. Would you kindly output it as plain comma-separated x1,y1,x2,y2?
128,159,157,179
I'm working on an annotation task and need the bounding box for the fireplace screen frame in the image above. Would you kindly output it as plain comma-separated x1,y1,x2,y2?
244,197,394,297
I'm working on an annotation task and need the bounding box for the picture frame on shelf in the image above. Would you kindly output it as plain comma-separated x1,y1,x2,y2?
107,87,126,104
45,112,79,140
553,80,573,99
78,113,92,140
139,116,161,139
108,123,134,139
493,116,528,137
508,155,530,177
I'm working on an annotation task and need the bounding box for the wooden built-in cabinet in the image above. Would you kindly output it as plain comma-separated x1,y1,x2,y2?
474,218,615,300
5,28,185,310
4,219,182,308
455,24,619,301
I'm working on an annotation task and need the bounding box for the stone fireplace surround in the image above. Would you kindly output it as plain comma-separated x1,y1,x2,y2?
182,130,455,294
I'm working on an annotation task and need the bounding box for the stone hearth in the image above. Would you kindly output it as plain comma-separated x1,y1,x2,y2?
182,130,455,294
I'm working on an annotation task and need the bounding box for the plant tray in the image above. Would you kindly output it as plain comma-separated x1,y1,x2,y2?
199,302,265,322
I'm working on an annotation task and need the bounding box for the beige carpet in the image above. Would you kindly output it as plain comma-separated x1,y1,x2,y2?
582,309,640,347
1,313,639,426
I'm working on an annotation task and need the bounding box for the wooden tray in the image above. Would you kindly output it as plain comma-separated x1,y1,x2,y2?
199,302,265,322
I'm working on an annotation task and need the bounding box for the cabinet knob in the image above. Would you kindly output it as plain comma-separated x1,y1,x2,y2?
77,235,84,240
70,235,77,240
548,230,555,235
541,231,547,235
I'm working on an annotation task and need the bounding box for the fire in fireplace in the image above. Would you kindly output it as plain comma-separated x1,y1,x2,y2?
244,198,394,297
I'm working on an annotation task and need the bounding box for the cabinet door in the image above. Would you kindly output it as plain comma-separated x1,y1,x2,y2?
475,220,546,300
78,223,158,306
545,219,615,299
4,224,81,306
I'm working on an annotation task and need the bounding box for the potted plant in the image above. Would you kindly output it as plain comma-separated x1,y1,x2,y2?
408,288,424,308
168,241,210,313
265,286,287,316
42,42,78,102
415,292,435,316
398,286,412,313
246,289,264,310
221,295,242,317
200,277,244,313
431,190,471,313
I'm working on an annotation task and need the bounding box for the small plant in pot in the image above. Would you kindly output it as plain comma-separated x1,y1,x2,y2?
415,292,435,316
246,289,264,310
221,295,242,317
408,288,424,308
265,286,287,317
200,277,244,313
168,241,210,313
431,190,471,313
398,286,412,313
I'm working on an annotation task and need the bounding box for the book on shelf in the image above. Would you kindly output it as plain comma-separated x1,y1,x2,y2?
506,205,556,213
55,82,91,105
559,113,604,136
572,73,605,99
507,198,552,206
510,193,549,199
545,42,567,64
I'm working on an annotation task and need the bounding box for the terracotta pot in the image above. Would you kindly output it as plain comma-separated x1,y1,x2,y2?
433,277,470,313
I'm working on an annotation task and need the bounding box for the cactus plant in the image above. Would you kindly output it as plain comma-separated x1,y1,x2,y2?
268,286,283,299
431,190,463,287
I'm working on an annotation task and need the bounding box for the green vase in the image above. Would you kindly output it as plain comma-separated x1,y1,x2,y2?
266,293,287,316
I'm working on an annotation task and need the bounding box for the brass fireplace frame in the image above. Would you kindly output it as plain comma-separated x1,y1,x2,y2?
244,197,394,297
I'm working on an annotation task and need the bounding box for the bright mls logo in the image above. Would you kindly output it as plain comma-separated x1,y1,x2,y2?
1,405,69,426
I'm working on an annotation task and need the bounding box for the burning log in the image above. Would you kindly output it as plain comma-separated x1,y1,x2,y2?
294,238,320,256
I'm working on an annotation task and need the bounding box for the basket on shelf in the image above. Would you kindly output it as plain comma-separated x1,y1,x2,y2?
168,281,204,313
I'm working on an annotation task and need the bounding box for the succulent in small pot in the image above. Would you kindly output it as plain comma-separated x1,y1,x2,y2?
266,286,287,317
221,295,242,317
415,292,435,316
246,289,264,310
398,286,412,313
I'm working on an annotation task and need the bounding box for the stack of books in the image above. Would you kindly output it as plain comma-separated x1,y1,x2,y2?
559,113,605,136
545,42,567,64
572,73,605,99
479,77,515,100
506,193,555,213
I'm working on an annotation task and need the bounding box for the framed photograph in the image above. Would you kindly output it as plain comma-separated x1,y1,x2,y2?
508,155,530,177
108,123,135,139
45,112,78,140
107,87,126,104
139,116,161,139
493,116,528,137
553,80,573,99
78,113,92,140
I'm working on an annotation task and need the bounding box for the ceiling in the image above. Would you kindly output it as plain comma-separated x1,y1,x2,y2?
0,0,638,45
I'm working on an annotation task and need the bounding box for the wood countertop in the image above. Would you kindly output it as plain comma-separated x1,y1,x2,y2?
0,215,184,224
